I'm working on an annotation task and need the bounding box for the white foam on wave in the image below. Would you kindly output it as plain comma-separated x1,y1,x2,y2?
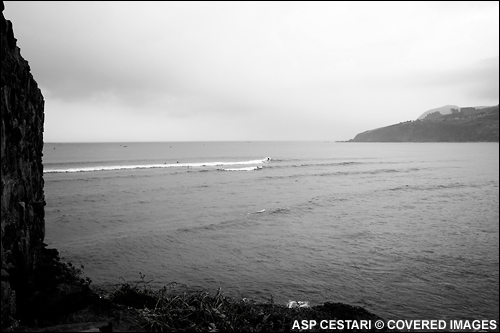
44,157,271,173
221,166,263,171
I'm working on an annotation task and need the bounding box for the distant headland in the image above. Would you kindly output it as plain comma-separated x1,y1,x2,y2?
349,105,499,142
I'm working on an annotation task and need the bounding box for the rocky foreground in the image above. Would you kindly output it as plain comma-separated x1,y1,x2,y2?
4,247,388,332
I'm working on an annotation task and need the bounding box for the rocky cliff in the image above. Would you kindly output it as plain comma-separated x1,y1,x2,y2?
1,1,46,328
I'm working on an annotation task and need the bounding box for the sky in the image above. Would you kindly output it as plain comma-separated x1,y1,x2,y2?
4,1,499,142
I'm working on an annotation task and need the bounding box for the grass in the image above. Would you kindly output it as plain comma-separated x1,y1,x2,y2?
93,273,387,332
12,253,388,332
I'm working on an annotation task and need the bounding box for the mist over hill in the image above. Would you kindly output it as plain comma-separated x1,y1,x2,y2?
417,105,459,120
349,105,499,142
416,105,494,120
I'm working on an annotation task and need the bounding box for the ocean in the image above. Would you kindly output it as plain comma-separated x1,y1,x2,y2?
42,141,499,323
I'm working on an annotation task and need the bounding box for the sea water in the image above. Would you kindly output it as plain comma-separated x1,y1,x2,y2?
42,141,499,322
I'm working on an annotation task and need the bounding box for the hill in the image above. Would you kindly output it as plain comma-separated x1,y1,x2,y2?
417,105,459,120
349,105,499,142
416,105,493,120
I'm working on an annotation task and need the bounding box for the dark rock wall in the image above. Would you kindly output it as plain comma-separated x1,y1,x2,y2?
1,1,46,328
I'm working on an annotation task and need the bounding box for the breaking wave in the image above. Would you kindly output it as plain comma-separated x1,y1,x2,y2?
44,157,271,173
219,166,263,171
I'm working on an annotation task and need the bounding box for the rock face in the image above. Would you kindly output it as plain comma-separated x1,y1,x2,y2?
1,1,46,328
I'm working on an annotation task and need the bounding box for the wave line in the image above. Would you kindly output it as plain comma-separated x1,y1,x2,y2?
44,157,271,173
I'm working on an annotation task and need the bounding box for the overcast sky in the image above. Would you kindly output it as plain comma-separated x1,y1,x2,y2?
4,1,499,142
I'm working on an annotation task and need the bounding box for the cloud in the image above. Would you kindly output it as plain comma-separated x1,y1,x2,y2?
4,1,499,141
458,57,499,102
407,57,499,104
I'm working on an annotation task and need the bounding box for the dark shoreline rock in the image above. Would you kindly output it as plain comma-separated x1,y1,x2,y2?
1,1,46,329
5,246,388,332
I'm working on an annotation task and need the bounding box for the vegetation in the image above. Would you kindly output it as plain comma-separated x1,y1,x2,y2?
97,273,386,332
10,252,388,332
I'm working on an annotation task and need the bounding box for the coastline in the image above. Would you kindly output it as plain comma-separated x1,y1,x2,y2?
7,247,388,332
